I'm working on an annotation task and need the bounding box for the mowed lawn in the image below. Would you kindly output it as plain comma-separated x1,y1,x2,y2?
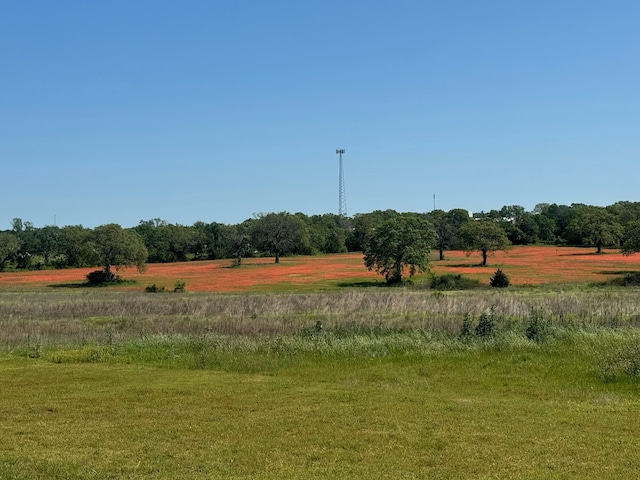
2,343,640,479
1,246,640,292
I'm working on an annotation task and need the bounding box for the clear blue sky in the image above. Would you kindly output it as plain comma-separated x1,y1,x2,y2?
2,1,639,228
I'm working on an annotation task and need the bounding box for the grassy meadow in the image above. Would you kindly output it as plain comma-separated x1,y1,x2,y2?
1,246,640,478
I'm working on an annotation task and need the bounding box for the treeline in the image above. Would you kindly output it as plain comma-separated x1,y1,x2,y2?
2,201,640,271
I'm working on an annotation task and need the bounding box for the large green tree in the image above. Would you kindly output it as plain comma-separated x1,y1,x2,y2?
567,206,623,253
83,224,148,281
363,213,435,284
221,222,253,266
621,221,640,255
458,219,511,266
0,232,20,271
426,208,470,260
251,212,306,263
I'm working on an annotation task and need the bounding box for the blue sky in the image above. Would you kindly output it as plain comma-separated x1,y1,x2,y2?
2,1,639,228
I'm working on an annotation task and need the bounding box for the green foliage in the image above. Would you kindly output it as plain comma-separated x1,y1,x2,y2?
173,280,187,293
475,307,497,337
605,271,640,286
347,209,400,252
363,213,436,284
251,212,308,263
0,232,20,271
145,283,165,293
458,219,511,266
621,221,640,255
86,269,121,285
460,313,473,338
425,208,471,260
599,341,640,381
525,308,549,343
489,268,510,288
567,206,623,253
430,273,482,290
84,224,148,278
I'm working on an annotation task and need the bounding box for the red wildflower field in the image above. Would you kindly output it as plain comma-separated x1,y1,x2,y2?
436,246,640,285
1,246,639,292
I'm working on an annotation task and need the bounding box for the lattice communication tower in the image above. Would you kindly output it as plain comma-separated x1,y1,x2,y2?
336,149,347,218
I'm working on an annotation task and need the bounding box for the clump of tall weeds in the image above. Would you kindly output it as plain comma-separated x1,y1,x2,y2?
599,340,640,382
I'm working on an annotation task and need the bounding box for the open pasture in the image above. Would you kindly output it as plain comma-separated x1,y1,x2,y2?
1,246,640,478
0,246,639,292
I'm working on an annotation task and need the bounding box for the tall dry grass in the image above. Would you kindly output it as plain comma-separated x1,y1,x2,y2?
1,288,640,350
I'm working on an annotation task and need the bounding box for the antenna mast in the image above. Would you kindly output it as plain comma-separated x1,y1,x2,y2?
336,149,347,218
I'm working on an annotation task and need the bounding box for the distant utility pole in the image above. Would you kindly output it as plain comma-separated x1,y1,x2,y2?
336,149,347,218
433,194,436,211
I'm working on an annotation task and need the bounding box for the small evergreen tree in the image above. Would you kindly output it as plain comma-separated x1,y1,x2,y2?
475,307,496,337
490,268,510,288
460,313,473,338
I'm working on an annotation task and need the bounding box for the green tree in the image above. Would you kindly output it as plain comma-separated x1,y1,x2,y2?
192,221,225,259
621,221,640,255
307,213,348,254
221,222,253,265
537,203,576,244
363,213,435,284
347,210,399,251
0,232,20,271
34,225,62,265
568,206,623,253
59,225,90,267
607,201,640,225
11,218,38,269
83,224,148,281
426,209,470,260
251,212,306,263
458,219,511,266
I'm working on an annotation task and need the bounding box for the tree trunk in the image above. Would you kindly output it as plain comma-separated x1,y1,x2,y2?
275,250,280,263
481,249,488,266
439,246,444,260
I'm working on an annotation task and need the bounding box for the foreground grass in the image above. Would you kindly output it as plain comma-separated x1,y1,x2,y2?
1,330,640,479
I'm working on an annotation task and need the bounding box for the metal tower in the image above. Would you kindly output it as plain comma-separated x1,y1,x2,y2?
336,149,346,218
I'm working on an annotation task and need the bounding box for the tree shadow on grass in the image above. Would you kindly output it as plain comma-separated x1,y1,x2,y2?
559,251,607,256
47,282,87,289
47,279,137,289
337,280,386,288
443,263,488,268
598,271,640,287
598,270,640,276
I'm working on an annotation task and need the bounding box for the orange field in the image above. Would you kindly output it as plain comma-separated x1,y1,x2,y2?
1,246,639,292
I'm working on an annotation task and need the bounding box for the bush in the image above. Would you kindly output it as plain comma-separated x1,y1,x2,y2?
173,280,187,293
430,273,482,291
475,307,496,337
460,313,473,339
606,271,640,287
86,270,119,286
490,268,510,288
525,308,549,343
145,284,165,293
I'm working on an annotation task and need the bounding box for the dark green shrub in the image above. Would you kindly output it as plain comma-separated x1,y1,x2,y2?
475,307,496,337
430,273,482,291
525,308,549,343
145,284,165,293
490,268,510,288
86,270,118,285
607,271,640,286
460,313,473,338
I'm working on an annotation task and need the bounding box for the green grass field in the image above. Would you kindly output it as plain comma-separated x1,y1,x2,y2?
1,278,640,478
